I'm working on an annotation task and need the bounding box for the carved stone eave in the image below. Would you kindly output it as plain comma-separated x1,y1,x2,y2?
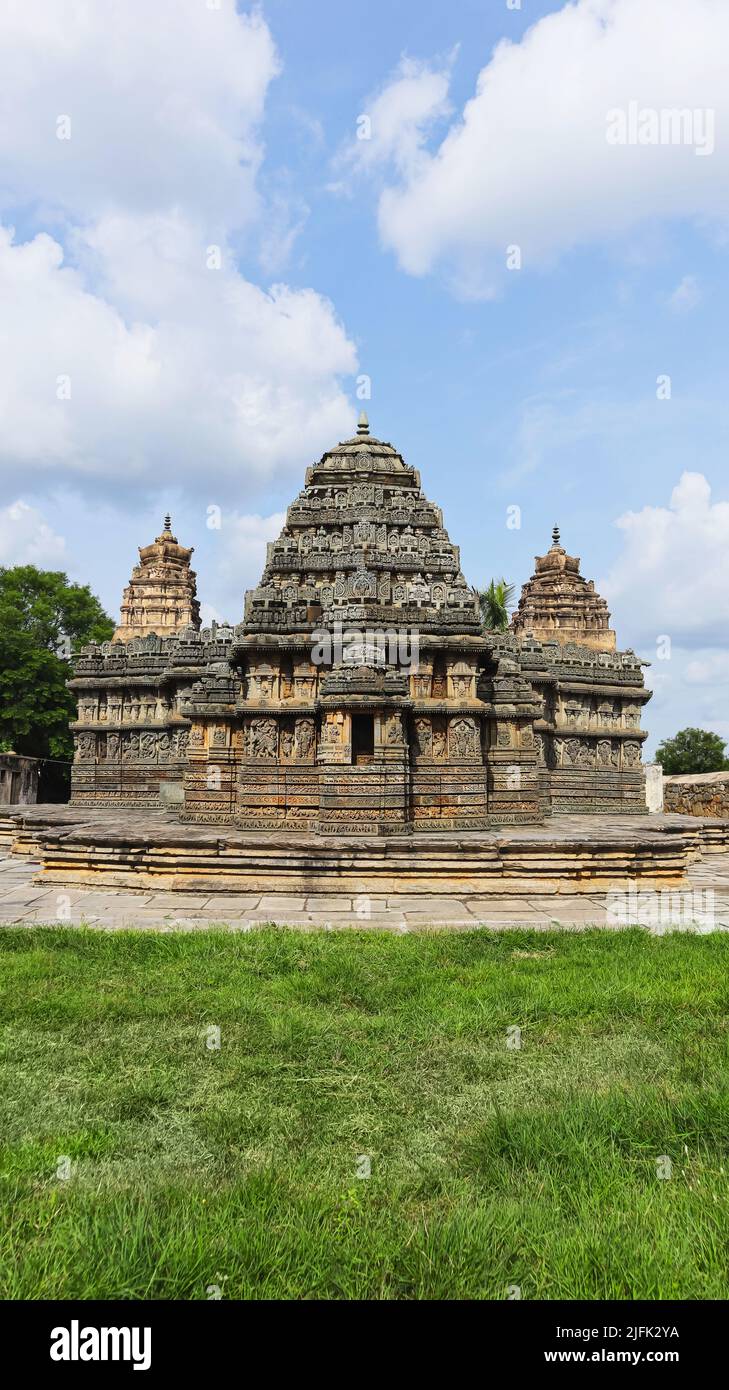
555,681,652,702
316,695,415,711
71,719,190,733
412,700,488,714
235,702,317,716
183,706,237,721
550,724,649,740
481,704,542,721
69,672,183,690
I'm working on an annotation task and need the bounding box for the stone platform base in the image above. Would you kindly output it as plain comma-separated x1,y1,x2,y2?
5,804,729,897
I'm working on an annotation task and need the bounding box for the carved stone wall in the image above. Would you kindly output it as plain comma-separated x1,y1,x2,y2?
69,627,231,809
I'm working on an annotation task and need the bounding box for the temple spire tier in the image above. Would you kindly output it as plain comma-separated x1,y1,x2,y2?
511,529,616,652
113,516,201,642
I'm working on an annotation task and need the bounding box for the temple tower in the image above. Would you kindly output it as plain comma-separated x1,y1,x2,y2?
511,526,649,814
181,414,542,831
511,526,616,651
114,517,201,641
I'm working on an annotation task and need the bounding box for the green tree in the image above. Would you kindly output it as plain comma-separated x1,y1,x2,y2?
0,566,114,798
655,727,729,776
474,578,516,633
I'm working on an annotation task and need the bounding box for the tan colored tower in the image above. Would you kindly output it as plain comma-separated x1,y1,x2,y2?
511,526,616,652
113,516,201,641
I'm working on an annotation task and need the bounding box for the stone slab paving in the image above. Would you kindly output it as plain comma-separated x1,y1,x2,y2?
0,846,727,932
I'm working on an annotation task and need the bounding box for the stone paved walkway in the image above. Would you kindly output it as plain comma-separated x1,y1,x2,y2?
1,847,728,931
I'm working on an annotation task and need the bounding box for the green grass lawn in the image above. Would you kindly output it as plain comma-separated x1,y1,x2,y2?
1,925,728,1300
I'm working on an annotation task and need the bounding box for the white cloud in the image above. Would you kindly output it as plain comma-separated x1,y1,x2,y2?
0,2,359,498
668,274,701,312
205,510,286,620
0,500,68,566
684,652,729,686
0,222,357,495
349,0,729,292
0,0,277,229
199,601,226,629
601,471,729,649
341,55,454,180
642,642,729,756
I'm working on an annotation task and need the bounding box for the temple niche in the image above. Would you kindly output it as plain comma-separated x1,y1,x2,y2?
69,419,651,829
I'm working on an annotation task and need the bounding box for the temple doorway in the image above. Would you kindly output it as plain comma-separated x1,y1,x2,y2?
352,713,374,764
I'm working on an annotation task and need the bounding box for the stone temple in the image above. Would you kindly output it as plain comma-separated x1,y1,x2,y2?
68,415,651,835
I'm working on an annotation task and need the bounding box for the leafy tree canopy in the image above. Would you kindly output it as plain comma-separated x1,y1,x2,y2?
0,567,114,785
474,578,516,633
655,727,729,776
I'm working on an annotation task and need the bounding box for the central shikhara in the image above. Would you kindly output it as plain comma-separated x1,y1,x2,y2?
69,416,651,832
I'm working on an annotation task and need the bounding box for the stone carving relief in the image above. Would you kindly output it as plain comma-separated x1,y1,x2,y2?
250,719,278,760
597,739,619,768
386,714,404,747
414,717,432,758
432,721,447,759
322,711,346,745
350,570,377,599
449,717,477,759
122,732,141,762
563,738,580,766
250,674,273,700
140,732,156,760
431,661,447,699
280,723,295,761
294,718,315,760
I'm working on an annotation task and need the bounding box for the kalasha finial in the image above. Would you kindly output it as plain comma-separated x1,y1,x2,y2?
551,524,561,548
357,410,370,436
163,514,172,533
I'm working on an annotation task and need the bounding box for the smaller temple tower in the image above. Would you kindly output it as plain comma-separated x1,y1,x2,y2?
114,517,201,641
511,527,649,814
511,526,616,652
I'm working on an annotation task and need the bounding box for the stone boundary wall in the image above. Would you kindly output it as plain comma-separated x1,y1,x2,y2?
664,771,729,818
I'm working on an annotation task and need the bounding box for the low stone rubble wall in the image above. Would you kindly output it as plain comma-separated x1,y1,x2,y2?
0,753,39,806
664,771,729,819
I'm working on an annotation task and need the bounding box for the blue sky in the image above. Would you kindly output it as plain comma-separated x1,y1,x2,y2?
0,0,728,756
